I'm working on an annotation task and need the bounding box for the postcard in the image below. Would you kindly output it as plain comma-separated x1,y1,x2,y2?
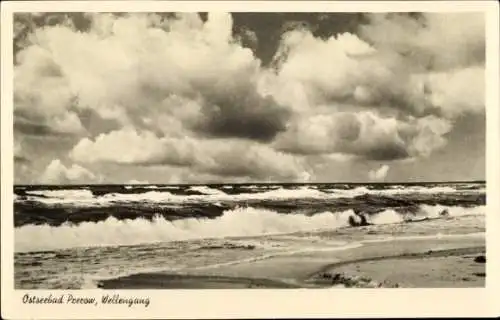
1,1,499,318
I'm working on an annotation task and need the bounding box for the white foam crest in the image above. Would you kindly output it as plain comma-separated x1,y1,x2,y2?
25,189,94,198
23,189,95,204
15,207,353,253
18,183,485,206
20,186,332,206
330,186,484,197
187,186,226,195
419,204,485,217
234,186,326,200
380,186,474,194
368,205,485,225
15,202,485,252
240,185,279,190
124,184,157,189
100,190,175,202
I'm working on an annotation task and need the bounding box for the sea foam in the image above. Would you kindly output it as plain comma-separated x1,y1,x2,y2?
14,205,484,253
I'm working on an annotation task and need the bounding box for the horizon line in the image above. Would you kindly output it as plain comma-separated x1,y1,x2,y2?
13,180,486,187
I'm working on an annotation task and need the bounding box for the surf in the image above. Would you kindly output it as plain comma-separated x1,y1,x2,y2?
14,204,484,253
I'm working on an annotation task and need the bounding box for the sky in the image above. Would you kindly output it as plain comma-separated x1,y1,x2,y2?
12,12,486,185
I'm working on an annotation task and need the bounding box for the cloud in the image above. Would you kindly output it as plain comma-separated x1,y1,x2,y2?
14,12,288,142
422,66,484,117
14,45,86,135
69,128,311,182
267,13,485,118
127,179,150,185
13,12,485,183
38,159,101,184
358,12,485,117
14,139,29,163
368,165,390,182
262,12,482,163
266,31,381,111
360,13,485,71
69,128,169,165
236,27,259,51
274,111,452,160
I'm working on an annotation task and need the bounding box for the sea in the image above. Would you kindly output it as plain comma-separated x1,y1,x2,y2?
14,182,486,289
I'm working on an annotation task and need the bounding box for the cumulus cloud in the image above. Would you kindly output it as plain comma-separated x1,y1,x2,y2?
14,49,86,136
14,139,28,163
360,13,485,71
359,12,485,117
127,179,150,185
38,159,100,184
69,128,311,181
262,12,483,164
274,111,452,160
368,165,390,182
14,12,289,141
236,27,259,51
422,66,484,117
267,12,485,118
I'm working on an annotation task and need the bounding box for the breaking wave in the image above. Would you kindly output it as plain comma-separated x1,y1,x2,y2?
17,184,484,207
14,205,484,253
25,189,94,199
186,186,227,195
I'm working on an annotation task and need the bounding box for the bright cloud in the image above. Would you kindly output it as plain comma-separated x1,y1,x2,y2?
70,128,311,181
15,13,288,141
127,179,150,185
38,159,100,184
368,165,390,182
274,111,452,160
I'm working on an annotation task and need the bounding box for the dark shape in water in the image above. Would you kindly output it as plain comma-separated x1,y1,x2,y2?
439,209,450,217
474,255,486,263
348,209,372,227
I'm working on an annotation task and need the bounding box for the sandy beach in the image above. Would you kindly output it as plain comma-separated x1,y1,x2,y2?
97,232,485,289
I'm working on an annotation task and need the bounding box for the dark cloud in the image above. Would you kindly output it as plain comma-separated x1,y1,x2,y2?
14,155,30,164
198,90,290,142
76,108,123,137
358,144,410,161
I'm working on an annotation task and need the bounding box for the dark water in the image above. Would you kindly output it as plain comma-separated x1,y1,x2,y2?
14,182,486,289
14,182,485,228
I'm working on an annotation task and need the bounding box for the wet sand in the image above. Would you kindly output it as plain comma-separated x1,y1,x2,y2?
307,247,485,288
97,233,485,289
98,273,300,289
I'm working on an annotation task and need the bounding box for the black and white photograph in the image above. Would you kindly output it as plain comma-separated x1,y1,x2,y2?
2,0,500,318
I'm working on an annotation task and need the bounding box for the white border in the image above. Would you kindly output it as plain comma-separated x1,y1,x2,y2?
2,1,499,319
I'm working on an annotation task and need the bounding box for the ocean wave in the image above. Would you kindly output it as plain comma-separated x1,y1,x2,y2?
17,186,328,206
326,185,473,196
16,184,485,207
14,205,484,253
24,189,94,199
14,207,353,252
368,204,484,225
186,186,227,195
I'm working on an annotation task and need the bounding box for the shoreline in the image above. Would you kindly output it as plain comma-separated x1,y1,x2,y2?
305,246,485,288
97,235,486,289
